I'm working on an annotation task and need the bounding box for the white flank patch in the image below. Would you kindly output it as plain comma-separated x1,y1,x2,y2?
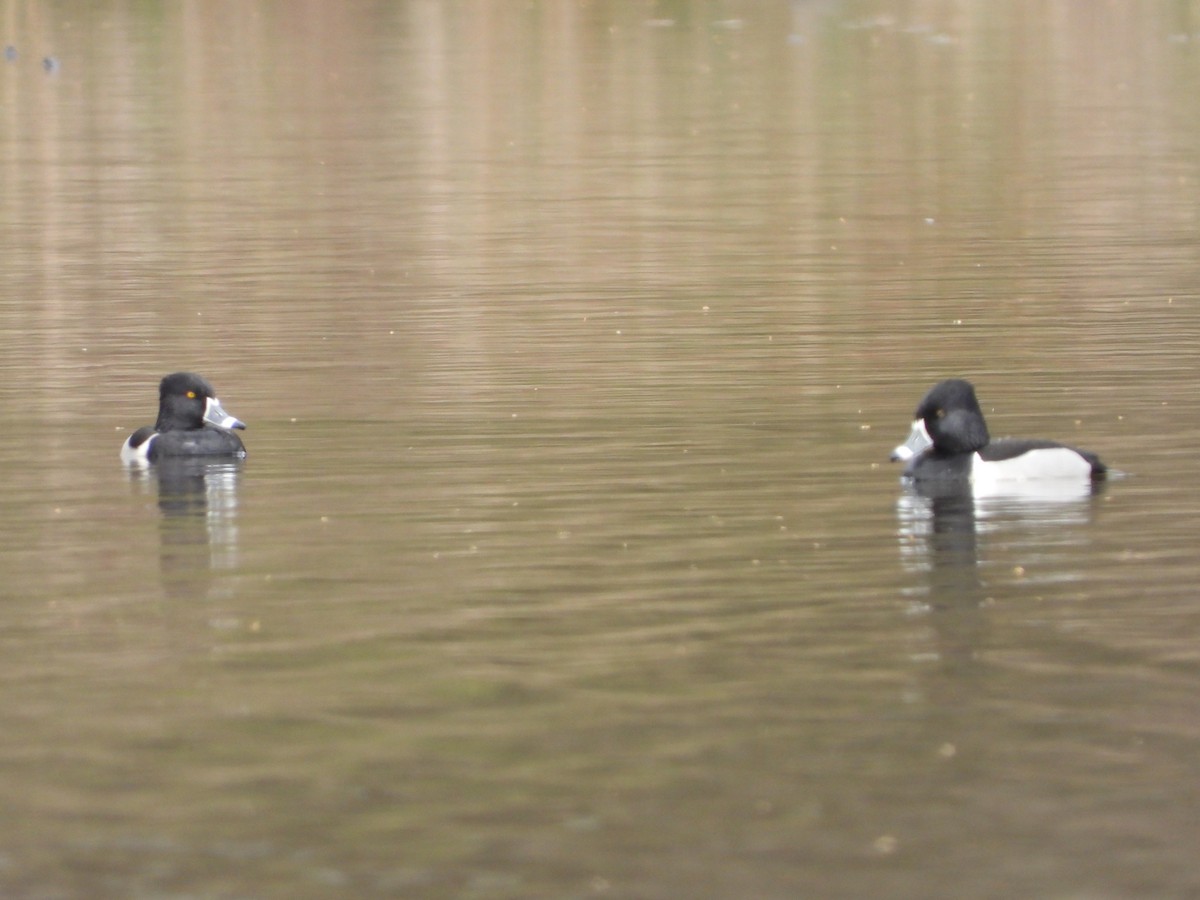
120,433,156,465
971,447,1092,483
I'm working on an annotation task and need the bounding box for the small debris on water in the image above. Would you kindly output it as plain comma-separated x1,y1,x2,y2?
872,835,898,855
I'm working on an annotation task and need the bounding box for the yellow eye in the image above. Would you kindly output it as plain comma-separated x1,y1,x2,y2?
186,391,197,399
935,408,946,418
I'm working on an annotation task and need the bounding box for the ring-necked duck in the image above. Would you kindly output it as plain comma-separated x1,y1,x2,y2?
890,379,1105,482
121,372,246,464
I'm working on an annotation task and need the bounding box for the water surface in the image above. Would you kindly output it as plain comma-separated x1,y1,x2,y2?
2,2,1200,897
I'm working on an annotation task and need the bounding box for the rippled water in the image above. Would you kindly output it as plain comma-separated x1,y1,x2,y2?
3,1,1200,897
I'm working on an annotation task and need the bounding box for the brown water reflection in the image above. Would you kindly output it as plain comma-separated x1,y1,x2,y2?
3,1,1200,897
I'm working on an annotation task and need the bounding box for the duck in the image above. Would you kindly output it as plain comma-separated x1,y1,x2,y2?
121,372,246,464
890,379,1105,482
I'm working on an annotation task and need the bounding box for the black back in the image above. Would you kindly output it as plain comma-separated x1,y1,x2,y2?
149,427,245,460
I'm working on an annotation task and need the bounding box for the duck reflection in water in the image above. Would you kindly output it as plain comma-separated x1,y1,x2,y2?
896,477,1105,582
895,477,1106,683
128,458,243,600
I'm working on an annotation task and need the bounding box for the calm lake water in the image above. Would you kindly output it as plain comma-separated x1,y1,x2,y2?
3,1,1200,897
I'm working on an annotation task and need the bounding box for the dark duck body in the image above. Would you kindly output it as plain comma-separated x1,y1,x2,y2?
890,379,1105,483
121,372,246,464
